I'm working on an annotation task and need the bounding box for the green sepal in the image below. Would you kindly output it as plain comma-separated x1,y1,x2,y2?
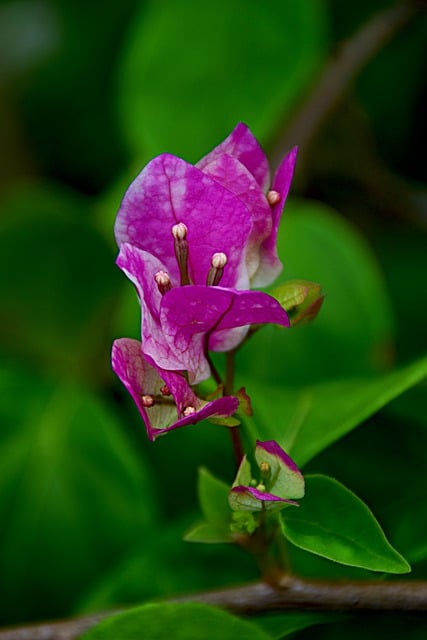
270,279,324,327
236,387,253,416
208,416,241,427
230,511,258,535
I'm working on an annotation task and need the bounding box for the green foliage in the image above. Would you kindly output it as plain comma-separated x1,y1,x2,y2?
238,200,395,386
184,468,233,543
117,0,328,161
0,0,426,635
0,364,156,623
244,354,427,467
280,475,410,573
82,603,271,640
253,612,343,639
0,185,121,380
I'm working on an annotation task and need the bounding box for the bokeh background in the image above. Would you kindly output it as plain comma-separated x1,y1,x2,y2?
0,0,426,635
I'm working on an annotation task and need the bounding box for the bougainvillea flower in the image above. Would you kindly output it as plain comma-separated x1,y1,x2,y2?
115,122,297,291
112,338,239,440
229,440,305,512
117,243,290,383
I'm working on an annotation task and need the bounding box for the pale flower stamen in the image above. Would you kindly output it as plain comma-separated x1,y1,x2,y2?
154,270,172,294
172,222,191,286
183,405,196,416
206,252,228,286
267,190,281,206
141,394,155,407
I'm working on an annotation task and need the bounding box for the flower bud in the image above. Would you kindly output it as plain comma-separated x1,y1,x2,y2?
267,190,281,206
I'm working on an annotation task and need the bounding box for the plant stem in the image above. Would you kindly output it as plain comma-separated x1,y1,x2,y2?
225,348,245,466
3,577,427,639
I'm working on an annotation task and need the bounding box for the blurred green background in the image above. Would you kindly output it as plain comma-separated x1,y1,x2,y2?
0,0,426,635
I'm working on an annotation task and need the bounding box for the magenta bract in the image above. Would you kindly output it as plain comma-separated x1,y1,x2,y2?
112,123,296,437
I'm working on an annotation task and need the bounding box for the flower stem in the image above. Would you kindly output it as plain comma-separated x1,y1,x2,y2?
225,349,245,466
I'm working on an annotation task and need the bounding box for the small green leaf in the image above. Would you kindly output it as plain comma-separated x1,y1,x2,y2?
270,280,324,327
81,602,271,640
198,467,231,526
184,522,232,544
280,475,410,573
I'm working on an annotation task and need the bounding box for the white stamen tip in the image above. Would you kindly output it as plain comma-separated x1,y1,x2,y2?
141,394,155,408
154,270,172,294
183,405,196,417
267,190,281,205
211,252,227,269
172,222,188,240
155,270,171,286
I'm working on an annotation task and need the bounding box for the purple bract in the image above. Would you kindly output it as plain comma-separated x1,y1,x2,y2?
112,123,297,438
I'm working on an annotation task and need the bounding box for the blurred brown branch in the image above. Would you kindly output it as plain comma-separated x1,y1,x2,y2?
268,0,423,168
1,576,427,640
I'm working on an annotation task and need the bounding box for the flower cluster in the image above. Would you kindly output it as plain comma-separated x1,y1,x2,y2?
112,123,297,440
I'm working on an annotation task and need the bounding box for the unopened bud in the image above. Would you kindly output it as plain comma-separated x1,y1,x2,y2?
160,385,171,396
141,394,155,408
267,190,281,206
154,270,172,294
256,483,266,492
206,251,228,286
183,405,196,416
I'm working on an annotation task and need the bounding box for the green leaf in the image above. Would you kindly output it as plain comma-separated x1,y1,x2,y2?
0,364,156,624
118,0,328,161
198,467,231,526
280,475,410,573
184,522,232,544
78,516,257,613
244,353,427,467
253,612,343,639
81,602,271,640
238,200,395,386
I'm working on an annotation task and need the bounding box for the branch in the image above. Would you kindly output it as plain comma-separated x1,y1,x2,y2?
2,577,427,639
268,0,423,169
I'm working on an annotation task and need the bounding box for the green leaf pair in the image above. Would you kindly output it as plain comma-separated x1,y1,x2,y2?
187,467,409,574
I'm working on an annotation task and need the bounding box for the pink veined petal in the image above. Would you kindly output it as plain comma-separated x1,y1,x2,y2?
254,147,298,288
197,122,270,191
115,154,253,290
200,154,272,281
116,243,185,372
112,338,238,441
160,286,289,383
